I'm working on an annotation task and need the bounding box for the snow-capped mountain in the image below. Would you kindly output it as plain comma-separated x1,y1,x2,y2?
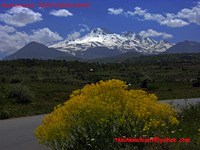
149,40,173,53
49,28,173,59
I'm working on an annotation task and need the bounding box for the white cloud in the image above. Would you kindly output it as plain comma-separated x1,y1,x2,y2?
160,19,189,27
49,9,73,17
162,34,173,39
0,24,15,32
139,29,173,39
79,24,90,32
177,2,200,25
66,32,81,40
66,24,90,40
126,7,189,27
0,7,42,27
29,28,63,43
129,7,146,16
0,25,63,54
116,2,200,27
108,8,123,15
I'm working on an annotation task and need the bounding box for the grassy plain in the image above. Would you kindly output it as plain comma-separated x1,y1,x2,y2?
0,54,200,119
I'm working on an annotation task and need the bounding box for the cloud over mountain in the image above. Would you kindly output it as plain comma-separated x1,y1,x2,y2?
139,29,173,39
66,24,90,40
0,25,63,54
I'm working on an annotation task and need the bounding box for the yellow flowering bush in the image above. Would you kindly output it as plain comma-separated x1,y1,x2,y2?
35,79,179,149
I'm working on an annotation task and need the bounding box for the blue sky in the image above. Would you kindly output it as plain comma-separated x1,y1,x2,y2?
0,0,200,58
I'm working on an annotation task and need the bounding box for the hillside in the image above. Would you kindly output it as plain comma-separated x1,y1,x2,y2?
164,41,200,54
90,51,142,63
3,42,76,60
124,53,200,63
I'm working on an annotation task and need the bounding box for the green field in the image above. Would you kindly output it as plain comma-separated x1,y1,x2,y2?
1,54,200,119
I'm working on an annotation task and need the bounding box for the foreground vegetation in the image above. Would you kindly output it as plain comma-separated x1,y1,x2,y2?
35,79,179,149
143,103,200,150
35,80,200,150
0,54,200,119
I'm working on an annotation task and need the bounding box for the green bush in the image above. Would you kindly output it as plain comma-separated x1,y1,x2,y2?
31,74,39,81
147,83,159,91
6,84,34,104
9,76,22,84
0,109,10,119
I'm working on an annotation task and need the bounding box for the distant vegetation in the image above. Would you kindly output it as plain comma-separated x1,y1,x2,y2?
91,52,200,63
0,53,200,119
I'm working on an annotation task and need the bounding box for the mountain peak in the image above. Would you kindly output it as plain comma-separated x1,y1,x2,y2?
91,28,113,35
165,40,200,54
181,40,199,44
122,31,136,36
3,42,72,60
49,28,174,59
24,41,46,48
159,40,169,43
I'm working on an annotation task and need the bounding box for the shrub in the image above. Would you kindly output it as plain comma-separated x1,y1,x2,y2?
6,84,34,104
9,76,22,84
31,74,39,81
0,109,10,119
141,78,151,88
147,83,159,91
35,79,178,149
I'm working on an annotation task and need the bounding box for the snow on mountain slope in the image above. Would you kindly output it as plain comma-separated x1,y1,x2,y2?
49,28,173,58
